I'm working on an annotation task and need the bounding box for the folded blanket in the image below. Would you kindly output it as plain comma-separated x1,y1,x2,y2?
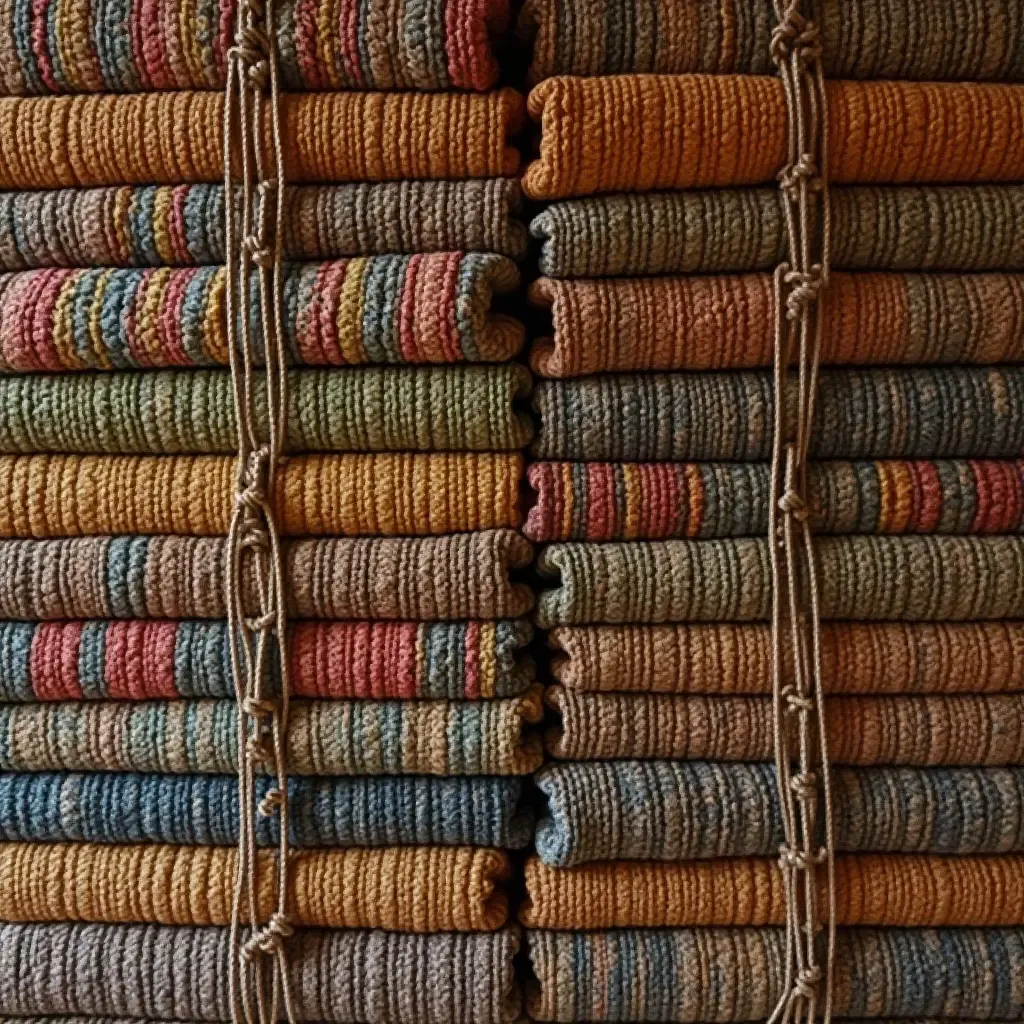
532,186,1024,277
0,843,509,930
0,90,523,189
548,622,1024,695
533,369,1024,462
520,0,1024,83
0,922,521,1023
535,762,1024,865
0,366,533,454
536,537,1024,626
521,854,1024,929
530,273,1024,376
0,0,508,94
0,694,543,775
0,454,525,537
0,532,534,621
527,928,1024,1022
0,182,527,270
0,256,523,371
523,77,1024,199
0,619,534,701
525,461,1024,541
0,772,531,848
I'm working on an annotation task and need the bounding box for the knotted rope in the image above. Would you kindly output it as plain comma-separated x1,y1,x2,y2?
767,4,836,1024
223,2,296,1023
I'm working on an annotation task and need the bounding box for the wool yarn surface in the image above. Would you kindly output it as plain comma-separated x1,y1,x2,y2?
522,77,1024,199
0,843,510,931
0,366,533,454
0,90,523,189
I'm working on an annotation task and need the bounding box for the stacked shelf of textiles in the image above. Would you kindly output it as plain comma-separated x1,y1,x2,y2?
0,1,534,1020
518,1,1024,1021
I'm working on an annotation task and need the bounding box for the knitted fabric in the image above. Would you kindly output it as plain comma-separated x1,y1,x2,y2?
532,369,1024,461
0,532,534,621
535,762,1024,866
529,273,1024,376
521,854,1024,929
0,772,532,848
0,0,509,94
548,622,1024,695
522,77,1024,199
0,90,523,189
0,694,544,775
0,843,510,931
0,619,534,701
525,460,1024,541
535,537,1024,627
0,181,528,270
0,454,525,537
0,366,533,454
531,186,1024,277
0,923,521,1023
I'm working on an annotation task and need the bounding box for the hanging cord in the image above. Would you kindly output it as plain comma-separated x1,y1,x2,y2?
766,4,836,1024
223,2,297,1023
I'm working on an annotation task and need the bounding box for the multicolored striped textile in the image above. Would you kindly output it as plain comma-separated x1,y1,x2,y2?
0,0,510,94
0,619,534,701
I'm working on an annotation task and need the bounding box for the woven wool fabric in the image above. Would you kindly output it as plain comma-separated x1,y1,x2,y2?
0,772,531,848
0,182,527,270
529,273,1024,376
547,622,1024,695
0,619,534,701
0,923,521,1023
0,454,525,537
0,90,522,189
535,762,1024,866
0,532,533,621
0,366,533,454
520,0,1024,82
521,855,1024,929
0,843,510,931
522,77,1024,199
532,369,1024,462
0,0,508,93
531,186,1024,277
525,460,1024,541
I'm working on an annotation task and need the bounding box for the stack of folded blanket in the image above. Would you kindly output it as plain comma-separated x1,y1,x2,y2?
0,2,533,1021
519,1,1024,1020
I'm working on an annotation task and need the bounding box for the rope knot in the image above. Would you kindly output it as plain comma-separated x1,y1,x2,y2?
245,733,273,766
241,912,294,961
242,696,276,719
781,684,814,714
790,771,820,803
779,843,826,872
783,265,823,320
258,786,285,816
778,154,822,203
244,609,278,633
792,966,823,1002
777,489,809,521
243,233,274,269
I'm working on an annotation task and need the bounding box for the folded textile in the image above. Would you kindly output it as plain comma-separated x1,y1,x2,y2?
521,855,1024,929
535,762,1024,865
0,256,523,371
0,843,509,930
547,622,1024,695
532,369,1024,462
0,182,528,270
529,273,1024,376
525,461,1024,541
0,772,531,848
0,0,509,94
527,928,1024,1022
0,922,521,1023
0,619,534,701
0,694,543,775
536,537,1024,626
0,90,523,189
0,454,525,537
520,0,1024,82
522,77,1024,199
531,186,1024,277
0,366,533,454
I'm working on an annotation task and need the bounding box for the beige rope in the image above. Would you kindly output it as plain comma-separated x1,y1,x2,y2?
223,2,296,1023
766,4,836,1024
